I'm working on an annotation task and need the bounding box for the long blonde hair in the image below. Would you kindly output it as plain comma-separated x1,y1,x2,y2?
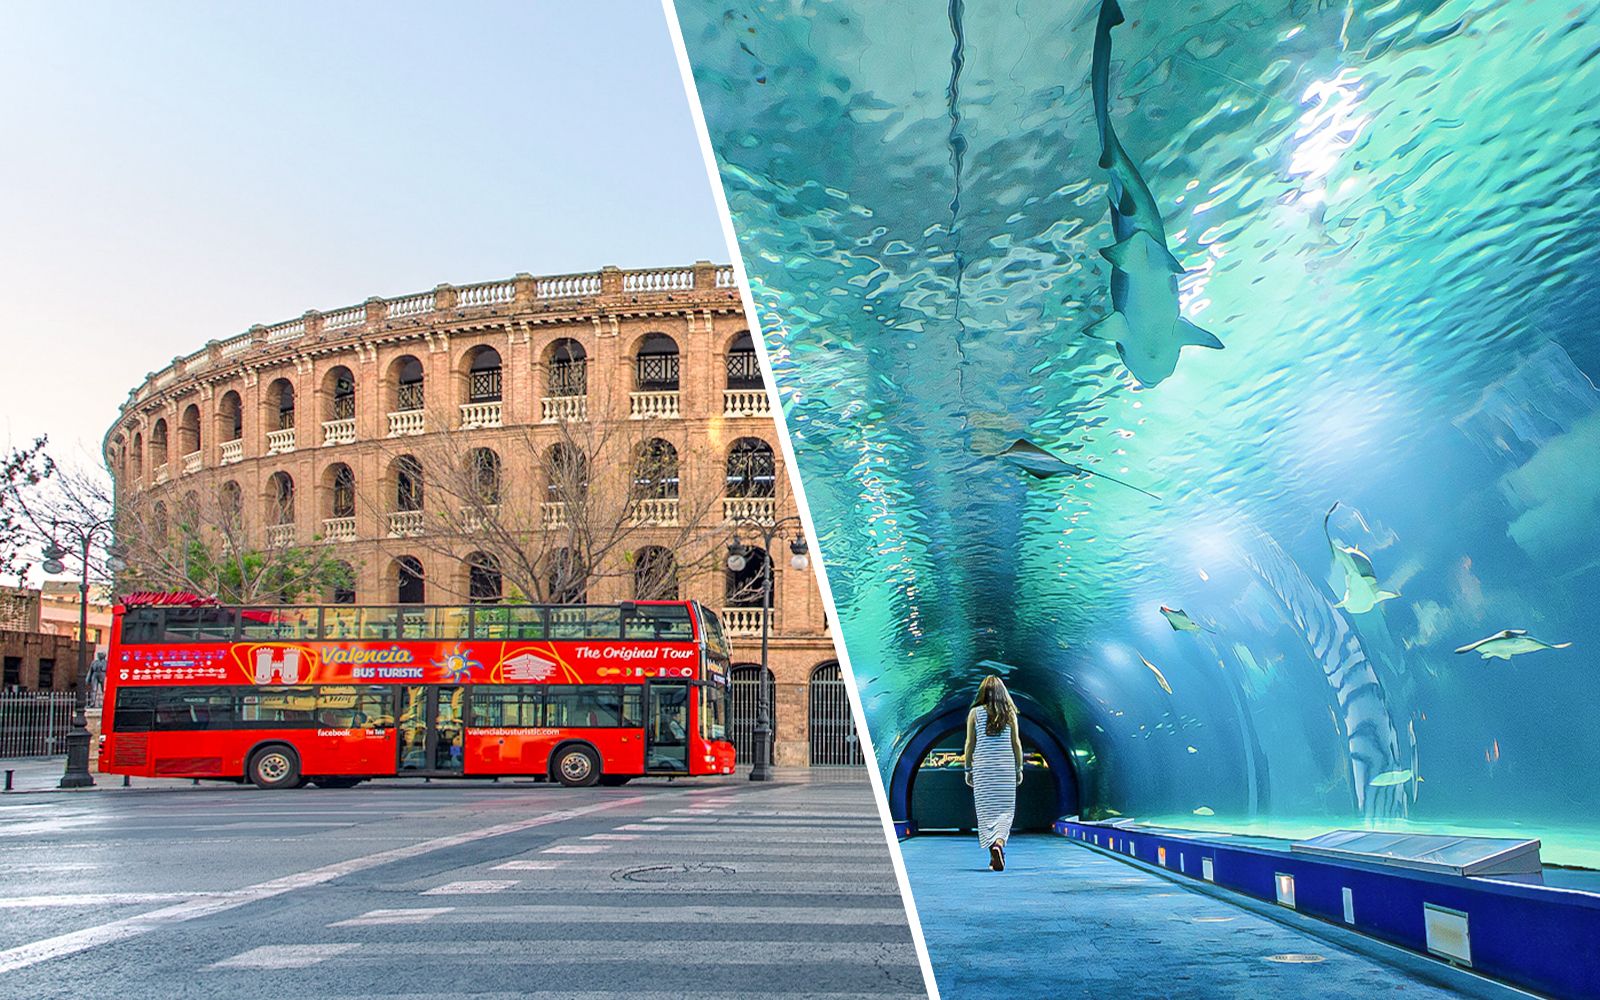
972,675,1017,736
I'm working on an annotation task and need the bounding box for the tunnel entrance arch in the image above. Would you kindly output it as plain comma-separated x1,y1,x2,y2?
889,699,1078,837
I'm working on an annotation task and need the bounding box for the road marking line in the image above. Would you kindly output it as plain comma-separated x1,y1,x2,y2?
582,833,639,841
329,907,454,927
421,880,520,895
615,824,669,831
0,892,244,909
392,904,911,925
491,860,566,871
540,844,608,854
212,943,360,969
0,794,641,976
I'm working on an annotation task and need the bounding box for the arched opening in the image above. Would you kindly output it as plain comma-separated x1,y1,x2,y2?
152,501,169,541
392,355,425,411
326,366,356,421
726,331,762,389
179,404,201,459
465,346,503,402
808,661,863,766
729,663,776,764
218,391,243,442
329,561,356,605
634,333,680,391
548,547,586,604
633,545,677,600
326,463,356,519
392,454,423,512
150,420,169,471
131,432,145,480
547,338,587,397
178,490,200,531
726,438,776,497
467,448,501,506
268,378,296,430
218,481,243,530
632,439,679,498
466,551,502,603
266,471,295,525
725,546,771,607
394,555,425,605
544,443,588,504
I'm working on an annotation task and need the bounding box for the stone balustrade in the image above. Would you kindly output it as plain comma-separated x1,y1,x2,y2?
321,516,357,543
724,389,771,417
153,463,170,484
541,395,588,422
723,496,776,526
266,428,296,454
459,400,503,429
541,501,569,529
630,497,681,527
457,280,514,308
322,419,356,446
461,505,500,531
715,265,737,288
386,292,432,319
629,390,681,420
265,523,296,548
624,268,695,293
387,410,425,437
721,607,770,638
218,440,243,465
323,305,364,330
387,510,425,537
181,451,203,474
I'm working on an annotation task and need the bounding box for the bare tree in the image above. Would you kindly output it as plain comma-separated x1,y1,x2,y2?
0,437,54,581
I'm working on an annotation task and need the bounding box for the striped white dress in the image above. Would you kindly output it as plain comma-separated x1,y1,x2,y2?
970,706,1016,849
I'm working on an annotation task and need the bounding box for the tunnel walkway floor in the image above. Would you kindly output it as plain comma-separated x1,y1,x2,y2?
901,834,1492,999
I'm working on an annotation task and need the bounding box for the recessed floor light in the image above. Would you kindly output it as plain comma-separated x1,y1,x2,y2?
1265,953,1325,964
1192,916,1235,923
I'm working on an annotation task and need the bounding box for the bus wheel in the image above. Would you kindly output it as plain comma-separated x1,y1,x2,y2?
553,746,600,787
597,775,632,787
248,746,301,790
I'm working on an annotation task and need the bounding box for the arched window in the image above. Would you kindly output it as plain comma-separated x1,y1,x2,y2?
808,661,863,766
726,331,762,389
726,546,771,607
633,439,679,499
635,333,680,391
330,561,356,605
393,455,423,512
634,546,677,600
152,501,169,541
179,404,201,458
549,547,586,604
218,391,243,442
545,443,588,503
150,420,169,468
326,366,356,421
467,448,501,506
131,432,145,479
394,555,425,604
547,338,587,397
327,463,356,519
267,472,295,525
466,346,502,402
727,438,776,497
219,481,243,528
467,551,502,603
178,490,200,530
268,378,295,430
392,355,424,412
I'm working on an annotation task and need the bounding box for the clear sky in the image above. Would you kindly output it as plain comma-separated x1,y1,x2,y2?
0,1,726,466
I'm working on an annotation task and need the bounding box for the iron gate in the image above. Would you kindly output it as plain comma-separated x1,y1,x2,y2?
729,664,775,763
0,692,76,758
808,662,864,767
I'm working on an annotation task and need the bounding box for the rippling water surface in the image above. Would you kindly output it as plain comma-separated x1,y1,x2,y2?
681,0,1600,859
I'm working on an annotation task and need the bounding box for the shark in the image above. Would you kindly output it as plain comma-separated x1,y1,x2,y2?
999,439,1161,499
1159,605,1213,633
1454,630,1572,661
1324,503,1399,614
1087,0,1223,387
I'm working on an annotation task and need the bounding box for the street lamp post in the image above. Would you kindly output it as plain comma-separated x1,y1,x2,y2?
41,519,124,790
727,516,809,782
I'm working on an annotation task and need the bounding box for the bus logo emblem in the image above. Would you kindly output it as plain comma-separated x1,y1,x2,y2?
254,647,302,684
503,651,556,681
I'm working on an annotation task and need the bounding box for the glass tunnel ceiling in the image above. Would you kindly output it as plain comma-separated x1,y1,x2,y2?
680,1,1600,860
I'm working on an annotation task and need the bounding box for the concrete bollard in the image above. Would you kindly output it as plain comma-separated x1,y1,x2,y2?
123,775,130,787
3,769,11,792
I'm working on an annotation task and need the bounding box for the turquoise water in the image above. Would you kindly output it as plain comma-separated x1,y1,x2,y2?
679,1,1600,864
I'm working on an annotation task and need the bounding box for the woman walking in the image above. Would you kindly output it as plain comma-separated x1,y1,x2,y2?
964,675,1024,871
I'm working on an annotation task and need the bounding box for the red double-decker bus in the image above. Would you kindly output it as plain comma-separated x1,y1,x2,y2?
97,595,736,789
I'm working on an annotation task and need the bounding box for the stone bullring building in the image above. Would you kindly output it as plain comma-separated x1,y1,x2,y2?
102,262,861,768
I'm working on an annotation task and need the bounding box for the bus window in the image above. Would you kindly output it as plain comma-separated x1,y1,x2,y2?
700,685,728,742
544,685,642,727
469,686,544,727
111,688,156,732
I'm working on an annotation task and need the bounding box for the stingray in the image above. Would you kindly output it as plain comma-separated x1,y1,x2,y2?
1454,630,1572,661
1324,503,1398,614
999,439,1160,499
1087,0,1223,387
1159,605,1214,633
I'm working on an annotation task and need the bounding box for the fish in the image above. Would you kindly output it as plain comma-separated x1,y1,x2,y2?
1369,769,1414,787
1324,503,1399,614
1454,630,1572,661
1087,0,1223,387
1159,605,1213,633
1192,806,1215,816
1139,652,1173,694
999,439,1161,499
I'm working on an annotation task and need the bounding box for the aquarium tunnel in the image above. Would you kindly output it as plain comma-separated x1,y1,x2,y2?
681,0,1600,994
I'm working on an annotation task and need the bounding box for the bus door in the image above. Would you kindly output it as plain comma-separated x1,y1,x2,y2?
397,685,465,774
645,682,689,774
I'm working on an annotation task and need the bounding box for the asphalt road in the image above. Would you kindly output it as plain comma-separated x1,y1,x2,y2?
0,770,927,999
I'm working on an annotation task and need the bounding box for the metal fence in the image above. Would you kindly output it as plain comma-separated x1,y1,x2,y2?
809,663,865,767
0,692,77,758
729,665,775,764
